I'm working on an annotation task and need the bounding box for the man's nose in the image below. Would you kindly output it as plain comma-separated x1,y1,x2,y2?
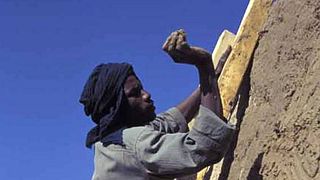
142,90,151,100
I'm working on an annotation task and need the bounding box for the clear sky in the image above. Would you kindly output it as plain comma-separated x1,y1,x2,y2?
0,0,248,179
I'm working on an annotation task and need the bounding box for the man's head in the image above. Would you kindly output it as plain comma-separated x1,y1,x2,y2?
80,63,156,147
123,74,156,126
80,63,157,147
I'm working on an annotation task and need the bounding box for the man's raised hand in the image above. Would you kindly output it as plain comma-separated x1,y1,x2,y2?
162,29,213,69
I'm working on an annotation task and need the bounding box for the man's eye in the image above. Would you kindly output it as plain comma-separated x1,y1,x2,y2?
129,89,141,97
133,90,141,96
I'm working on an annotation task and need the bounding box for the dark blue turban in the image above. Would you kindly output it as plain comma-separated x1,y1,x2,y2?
79,63,134,148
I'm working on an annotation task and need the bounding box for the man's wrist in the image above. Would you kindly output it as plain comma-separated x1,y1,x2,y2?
197,64,216,77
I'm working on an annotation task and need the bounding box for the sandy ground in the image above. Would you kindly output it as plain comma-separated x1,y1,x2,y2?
221,0,320,179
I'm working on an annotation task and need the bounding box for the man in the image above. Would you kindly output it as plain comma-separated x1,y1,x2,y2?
79,29,234,180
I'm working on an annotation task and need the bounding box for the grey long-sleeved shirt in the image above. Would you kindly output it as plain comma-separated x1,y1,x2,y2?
92,105,235,180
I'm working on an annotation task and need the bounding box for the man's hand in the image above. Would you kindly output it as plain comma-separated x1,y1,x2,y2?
215,45,232,77
162,29,213,69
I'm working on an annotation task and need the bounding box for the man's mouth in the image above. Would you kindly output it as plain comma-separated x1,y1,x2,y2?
148,101,155,110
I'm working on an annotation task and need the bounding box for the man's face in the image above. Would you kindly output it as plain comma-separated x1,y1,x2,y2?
123,75,156,125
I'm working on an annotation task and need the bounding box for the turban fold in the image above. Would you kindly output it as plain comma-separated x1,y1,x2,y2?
79,63,133,148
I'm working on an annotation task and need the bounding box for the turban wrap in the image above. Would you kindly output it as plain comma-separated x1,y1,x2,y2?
79,63,134,148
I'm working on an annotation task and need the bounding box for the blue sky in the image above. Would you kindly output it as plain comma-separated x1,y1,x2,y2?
0,0,248,179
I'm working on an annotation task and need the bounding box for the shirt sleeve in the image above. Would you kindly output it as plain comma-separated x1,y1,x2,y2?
134,105,235,178
148,107,189,133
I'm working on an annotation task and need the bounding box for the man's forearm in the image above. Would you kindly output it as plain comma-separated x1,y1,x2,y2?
176,63,225,123
177,67,224,123
198,66,224,121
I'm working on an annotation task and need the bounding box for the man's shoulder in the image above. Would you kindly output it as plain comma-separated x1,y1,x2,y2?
122,126,148,148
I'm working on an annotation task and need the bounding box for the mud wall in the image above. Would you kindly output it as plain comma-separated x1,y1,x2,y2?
225,0,320,179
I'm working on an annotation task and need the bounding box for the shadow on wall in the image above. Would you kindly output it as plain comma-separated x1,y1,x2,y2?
218,57,253,180
247,152,264,180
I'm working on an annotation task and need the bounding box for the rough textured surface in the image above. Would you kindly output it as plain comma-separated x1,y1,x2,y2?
225,0,320,179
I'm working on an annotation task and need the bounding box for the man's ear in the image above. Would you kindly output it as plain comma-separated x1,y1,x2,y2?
120,89,130,109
